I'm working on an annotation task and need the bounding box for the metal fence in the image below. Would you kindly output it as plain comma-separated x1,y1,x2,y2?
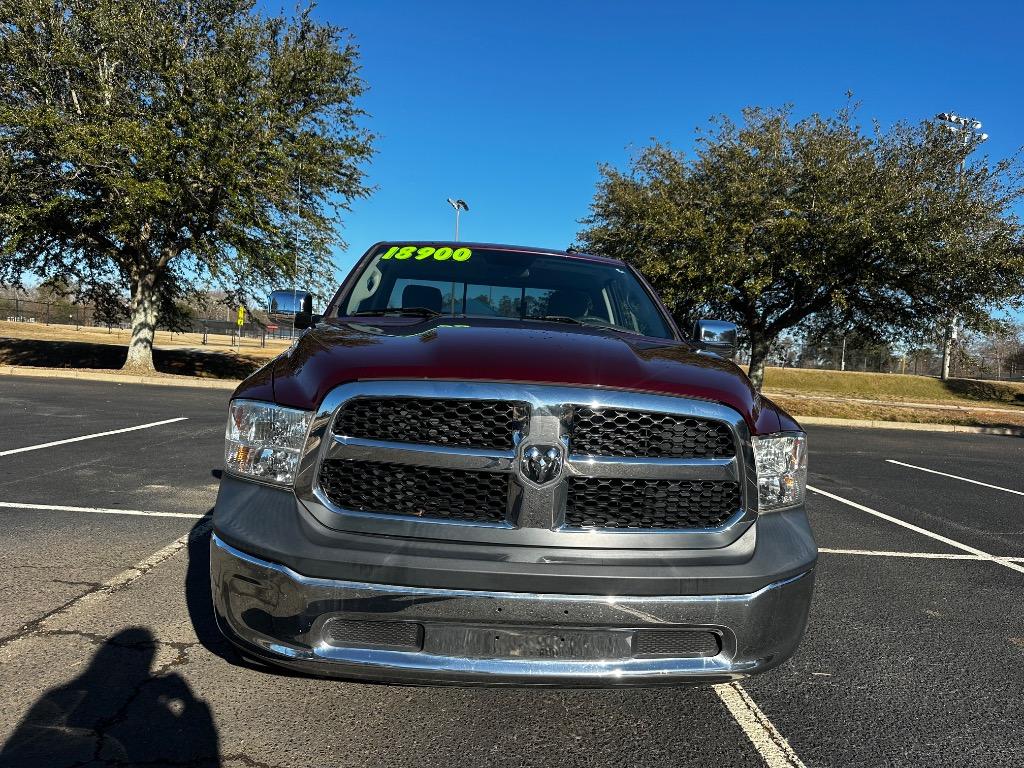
0,297,301,346
736,342,1024,381
0,296,96,327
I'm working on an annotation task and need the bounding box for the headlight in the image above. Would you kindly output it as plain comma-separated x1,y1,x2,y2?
752,432,807,511
224,400,312,485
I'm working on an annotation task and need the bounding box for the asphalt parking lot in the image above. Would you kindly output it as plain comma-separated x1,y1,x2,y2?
1,375,1022,768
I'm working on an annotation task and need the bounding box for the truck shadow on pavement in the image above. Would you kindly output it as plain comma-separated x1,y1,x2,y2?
185,514,308,679
0,627,220,768
185,516,235,664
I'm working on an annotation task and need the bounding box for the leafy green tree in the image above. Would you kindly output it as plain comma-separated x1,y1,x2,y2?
576,104,1024,390
82,283,127,330
0,0,374,370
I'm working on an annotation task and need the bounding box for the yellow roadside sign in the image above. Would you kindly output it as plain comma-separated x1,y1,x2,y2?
237,306,245,326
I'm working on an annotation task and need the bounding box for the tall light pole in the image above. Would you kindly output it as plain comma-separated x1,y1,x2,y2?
291,172,302,339
447,197,469,241
934,113,988,380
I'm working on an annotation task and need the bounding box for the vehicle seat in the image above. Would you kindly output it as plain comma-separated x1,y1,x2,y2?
402,285,444,313
546,289,590,318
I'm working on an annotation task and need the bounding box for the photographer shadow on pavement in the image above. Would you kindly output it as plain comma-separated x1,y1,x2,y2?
0,627,220,767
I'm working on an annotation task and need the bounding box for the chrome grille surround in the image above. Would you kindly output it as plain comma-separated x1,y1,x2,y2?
293,381,758,550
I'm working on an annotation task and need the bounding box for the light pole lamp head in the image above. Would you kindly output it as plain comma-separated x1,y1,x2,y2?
447,197,469,212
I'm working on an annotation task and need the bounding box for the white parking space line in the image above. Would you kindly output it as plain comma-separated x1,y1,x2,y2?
0,519,211,659
885,459,1024,497
818,547,981,560
808,485,1024,575
714,682,807,768
0,501,205,519
0,417,188,457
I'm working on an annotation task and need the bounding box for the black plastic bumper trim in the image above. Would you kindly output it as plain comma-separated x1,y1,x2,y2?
212,475,817,597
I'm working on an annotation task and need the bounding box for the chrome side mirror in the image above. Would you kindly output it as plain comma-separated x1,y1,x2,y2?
693,319,738,356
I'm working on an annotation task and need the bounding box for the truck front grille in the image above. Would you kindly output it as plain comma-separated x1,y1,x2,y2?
318,459,509,523
565,477,741,529
334,397,527,450
302,383,752,544
569,406,735,459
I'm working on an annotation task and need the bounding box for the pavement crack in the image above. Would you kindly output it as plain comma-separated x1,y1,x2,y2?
52,578,105,588
85,649,211,767
90,674,159,766
0,520,210,654
220,753,292,768
0,580,114,650
7,562,59,570
152,642,200,673
33,627,202,668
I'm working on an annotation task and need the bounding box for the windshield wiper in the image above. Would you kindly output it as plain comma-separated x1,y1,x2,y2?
578,317,625,333
523,314,584,325
353,306,442,318
525,314,629,334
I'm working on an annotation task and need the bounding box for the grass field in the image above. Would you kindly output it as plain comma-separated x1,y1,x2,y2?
761,367,1024,428
762,366,1024,407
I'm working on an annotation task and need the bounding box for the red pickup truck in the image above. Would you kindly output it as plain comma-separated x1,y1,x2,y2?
211,242,815,685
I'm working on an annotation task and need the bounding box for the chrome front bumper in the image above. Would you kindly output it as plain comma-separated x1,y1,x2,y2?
211,535,814,686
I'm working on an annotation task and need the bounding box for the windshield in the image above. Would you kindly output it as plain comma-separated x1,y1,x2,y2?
335,244,674,339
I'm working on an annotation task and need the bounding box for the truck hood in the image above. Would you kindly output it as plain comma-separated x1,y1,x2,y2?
244,318,784,433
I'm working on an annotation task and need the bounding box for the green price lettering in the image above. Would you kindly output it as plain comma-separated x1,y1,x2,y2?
378,245,472,262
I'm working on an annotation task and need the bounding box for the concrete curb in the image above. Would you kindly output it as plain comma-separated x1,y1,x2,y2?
0,365,239,390
797,415,1024,437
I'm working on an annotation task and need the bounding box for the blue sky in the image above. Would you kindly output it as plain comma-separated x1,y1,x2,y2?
294,0,1022,282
